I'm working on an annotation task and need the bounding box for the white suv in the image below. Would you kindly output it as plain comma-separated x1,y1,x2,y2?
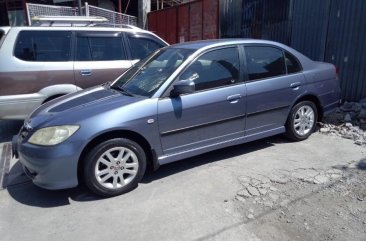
0,19,167,119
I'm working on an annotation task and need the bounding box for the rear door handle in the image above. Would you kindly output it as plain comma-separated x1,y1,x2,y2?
80,70,92,76
290,82,301,89
227,94,242,103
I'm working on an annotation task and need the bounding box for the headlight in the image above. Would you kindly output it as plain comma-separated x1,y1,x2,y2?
28,125,79,146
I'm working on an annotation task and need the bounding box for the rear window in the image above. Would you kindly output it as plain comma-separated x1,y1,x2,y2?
14,30,72,62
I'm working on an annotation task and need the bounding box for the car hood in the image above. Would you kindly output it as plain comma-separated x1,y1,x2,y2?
29,85,145,127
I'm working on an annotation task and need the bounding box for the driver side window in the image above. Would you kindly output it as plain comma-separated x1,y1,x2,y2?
180,47,240,92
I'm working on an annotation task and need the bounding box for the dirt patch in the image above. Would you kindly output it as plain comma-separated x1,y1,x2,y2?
232,160,366,241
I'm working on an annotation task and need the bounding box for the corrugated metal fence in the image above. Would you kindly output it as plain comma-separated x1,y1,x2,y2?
220,0,366,101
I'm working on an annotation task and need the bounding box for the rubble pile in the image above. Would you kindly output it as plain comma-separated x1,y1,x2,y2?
320,98,366,146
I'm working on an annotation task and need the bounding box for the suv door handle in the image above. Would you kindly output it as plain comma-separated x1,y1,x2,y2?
290,82,301,89
227,94,242,103
80,70,92,76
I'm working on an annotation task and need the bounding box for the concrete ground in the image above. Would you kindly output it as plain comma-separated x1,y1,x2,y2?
0,120,365,241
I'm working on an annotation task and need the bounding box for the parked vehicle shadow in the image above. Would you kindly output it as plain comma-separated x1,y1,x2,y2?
142,135,284,183
0,120,23,142
6,163,106,207
6,135,286,207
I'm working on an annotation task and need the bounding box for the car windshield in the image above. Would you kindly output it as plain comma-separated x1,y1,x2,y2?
111,48,194,97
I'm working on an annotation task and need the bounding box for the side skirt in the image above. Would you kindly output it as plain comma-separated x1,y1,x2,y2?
157,126,285,165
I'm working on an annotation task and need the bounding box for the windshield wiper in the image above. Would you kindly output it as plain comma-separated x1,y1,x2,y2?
110,85,134,97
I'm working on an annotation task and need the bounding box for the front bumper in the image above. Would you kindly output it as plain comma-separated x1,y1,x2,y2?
13,134,82,190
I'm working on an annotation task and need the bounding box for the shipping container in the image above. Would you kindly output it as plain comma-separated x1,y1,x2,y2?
147,0,219,44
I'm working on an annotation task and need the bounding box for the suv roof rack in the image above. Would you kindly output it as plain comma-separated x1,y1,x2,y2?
92,23,141,30
31,16,109,27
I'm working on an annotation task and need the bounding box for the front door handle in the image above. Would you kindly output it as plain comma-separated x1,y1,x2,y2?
227,94,242,103
290,82,301,89
80,70,92,76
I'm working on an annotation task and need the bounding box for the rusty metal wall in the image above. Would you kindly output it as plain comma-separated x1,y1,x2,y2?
189,0,202,41
147,0,219,44
203,0,219,39
177,4,189,43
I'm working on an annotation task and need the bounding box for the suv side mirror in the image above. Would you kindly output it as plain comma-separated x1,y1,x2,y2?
171,79,195,97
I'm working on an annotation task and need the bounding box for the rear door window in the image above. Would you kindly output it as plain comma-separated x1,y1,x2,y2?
76,35,127,61
245,46,286,81
14,30,72,61
127,34,165,60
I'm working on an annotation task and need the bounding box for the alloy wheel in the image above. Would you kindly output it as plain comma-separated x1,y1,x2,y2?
94,147,139,189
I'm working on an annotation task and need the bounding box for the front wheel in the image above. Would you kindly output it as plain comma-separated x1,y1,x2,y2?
285,101,318,141
83,138,146,197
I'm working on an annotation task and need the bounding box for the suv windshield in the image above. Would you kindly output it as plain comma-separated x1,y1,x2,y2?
111,48,194,97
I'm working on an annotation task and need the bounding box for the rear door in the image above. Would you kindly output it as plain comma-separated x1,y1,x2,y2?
73,31,132,88
244,44,305,136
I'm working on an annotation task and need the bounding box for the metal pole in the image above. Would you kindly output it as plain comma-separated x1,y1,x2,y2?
85,2,89,16
77,0,82,16
118,0,122,13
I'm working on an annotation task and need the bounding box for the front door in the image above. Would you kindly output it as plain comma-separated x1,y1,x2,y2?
158,47,246,156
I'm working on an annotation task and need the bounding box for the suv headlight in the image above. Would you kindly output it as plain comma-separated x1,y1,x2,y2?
28,125,79,146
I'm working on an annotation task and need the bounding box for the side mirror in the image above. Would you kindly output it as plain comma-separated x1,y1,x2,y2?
171,79,195,97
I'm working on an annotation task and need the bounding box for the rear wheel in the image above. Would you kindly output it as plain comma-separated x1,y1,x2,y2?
83,138,146,197
285,101,317,141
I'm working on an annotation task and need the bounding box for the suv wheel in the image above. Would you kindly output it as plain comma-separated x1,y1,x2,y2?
83,138,146,197
285,101,318,141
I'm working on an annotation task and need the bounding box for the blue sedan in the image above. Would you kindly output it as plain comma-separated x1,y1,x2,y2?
13,39,341,196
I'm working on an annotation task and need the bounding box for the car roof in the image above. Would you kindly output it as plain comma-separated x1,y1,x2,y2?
166,38,315,72
169,38,286,50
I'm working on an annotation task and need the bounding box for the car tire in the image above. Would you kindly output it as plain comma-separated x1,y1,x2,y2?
83,138,146,197
285,101,318,141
